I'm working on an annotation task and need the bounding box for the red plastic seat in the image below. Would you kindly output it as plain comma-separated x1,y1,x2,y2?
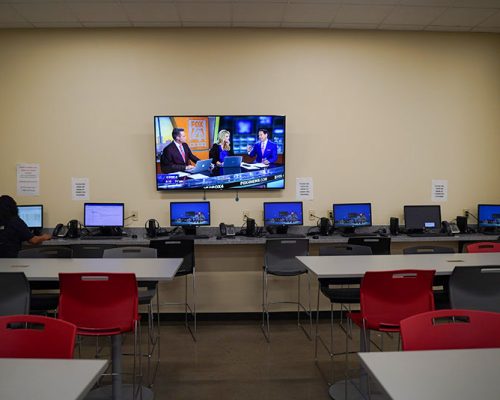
0,314,76,359
349,269,435,333
401,309,500,351
465,242,500,253
58,272,138,337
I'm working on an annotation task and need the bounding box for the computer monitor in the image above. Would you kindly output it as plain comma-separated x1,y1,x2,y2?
263,201,303,234
404,205,441,233
333,203,372,235
170,201,211,235
478,204,500,234
18,205,43,234
84,203,124,236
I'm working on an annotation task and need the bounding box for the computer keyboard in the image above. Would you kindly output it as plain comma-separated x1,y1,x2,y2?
265,234,306,239
341,233,378,237
407,232,449,237
81,236,123,240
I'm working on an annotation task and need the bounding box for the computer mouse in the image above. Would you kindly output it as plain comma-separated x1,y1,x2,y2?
216,236,222,240
131,234,137,239
313,235,319,239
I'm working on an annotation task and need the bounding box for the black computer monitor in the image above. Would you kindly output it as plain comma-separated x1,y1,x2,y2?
404,205,441,233
332,203,372,235
84,203,124,236
478,204,500,234
170,201,211,235
18,205,43,234
263,201,303,234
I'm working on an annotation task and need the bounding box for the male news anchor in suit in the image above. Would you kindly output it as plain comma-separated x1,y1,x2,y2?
246,129,278,165
160,128,200,173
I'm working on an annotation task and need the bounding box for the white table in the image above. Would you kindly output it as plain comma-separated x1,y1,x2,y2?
297,252,500,399
297,252,500,278
0,257,183,281
0,257,182,400
0,358,108,400
358,348,500,400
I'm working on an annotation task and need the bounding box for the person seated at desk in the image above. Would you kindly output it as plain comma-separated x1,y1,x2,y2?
246,128,277,165
160,128,200,173
209,129,231,167
0,195,51,258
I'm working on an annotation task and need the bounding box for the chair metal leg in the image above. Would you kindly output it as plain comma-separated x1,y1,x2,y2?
261,268,270,342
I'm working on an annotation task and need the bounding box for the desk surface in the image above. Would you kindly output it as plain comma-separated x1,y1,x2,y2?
0,258,182,281
297,252,500,278
358,349,500,400
0,358,108,400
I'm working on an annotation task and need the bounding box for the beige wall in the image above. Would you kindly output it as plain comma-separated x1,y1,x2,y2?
1,28,499,312
0,28,499,227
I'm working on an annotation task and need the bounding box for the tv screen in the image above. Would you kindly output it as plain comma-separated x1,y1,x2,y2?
154,115,285,190
84,203,124,227
478,204,500,230
263,202,303,227
170,202,211,227
404,205,441,231
18,205,43,229
333,203,372,229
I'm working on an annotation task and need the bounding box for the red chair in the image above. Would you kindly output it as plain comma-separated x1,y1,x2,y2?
401,309,500,351
58,273,140,399
465,242,500,253
0,314,76,359
349,269,436,337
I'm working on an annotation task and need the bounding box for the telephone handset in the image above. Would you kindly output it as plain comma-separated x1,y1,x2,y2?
52,220,80,238
219,223,236,237
52,223,67,238
441,221,460,235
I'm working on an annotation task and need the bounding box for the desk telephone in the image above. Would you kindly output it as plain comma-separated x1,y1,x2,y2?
219,223,236,237
52,219,80,238
442,221,460,235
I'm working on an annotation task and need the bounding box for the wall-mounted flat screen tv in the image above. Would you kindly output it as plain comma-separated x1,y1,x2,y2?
154,115,286,191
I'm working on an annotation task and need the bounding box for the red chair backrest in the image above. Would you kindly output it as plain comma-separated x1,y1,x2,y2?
401,309,500,351
466,242,500,253
0,315,76,359
360,269,435,331
58,273,138,334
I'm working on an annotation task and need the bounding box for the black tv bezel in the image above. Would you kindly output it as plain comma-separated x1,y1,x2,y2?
332,202,373,229
169,201,211,227
83,202,125,228
477,203,500,229
154,115,286,191
403,205,441,231
17,204,43,229
263,201,304,227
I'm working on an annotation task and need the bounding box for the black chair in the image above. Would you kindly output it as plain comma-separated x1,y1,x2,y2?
449,265,500,313
18,246,73,314
403,245,455,309
347,237,391,255
149,238,197,341
316,244,371,384
262,238,311,342
102,246,159,387
0,272,30,316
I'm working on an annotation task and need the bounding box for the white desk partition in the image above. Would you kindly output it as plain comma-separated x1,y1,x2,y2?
297,252,500,278
358,349,500,400
0,257,183,281
0,358,108,400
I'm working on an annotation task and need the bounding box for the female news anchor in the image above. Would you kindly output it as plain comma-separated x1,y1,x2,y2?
209,129,231,167
0,195,51,258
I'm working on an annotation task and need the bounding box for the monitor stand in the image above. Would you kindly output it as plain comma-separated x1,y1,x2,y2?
340,227,356,236
182,226,197,236
276,225,289,235
96,227,123,237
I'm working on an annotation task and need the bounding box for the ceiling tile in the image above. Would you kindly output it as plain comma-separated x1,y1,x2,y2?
283,3,338,23
330,22,379,29
400,0,453,5
0,4,25,23
0,21,32,28
453,0,500,7
12,3,78,23
131,21,182,27
32,21,83,28
70,2,129,22
472,26,500,31
430,7,496,27
177,2,232,21
379,24,425,30
282,21,330,28
340,0,399,5
233,2,285,22
334,5,394,24
182,21,231,26
232,21,281,27
477,9,500,26
82,21,133,27
122,2,180,22
383,6,445,25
